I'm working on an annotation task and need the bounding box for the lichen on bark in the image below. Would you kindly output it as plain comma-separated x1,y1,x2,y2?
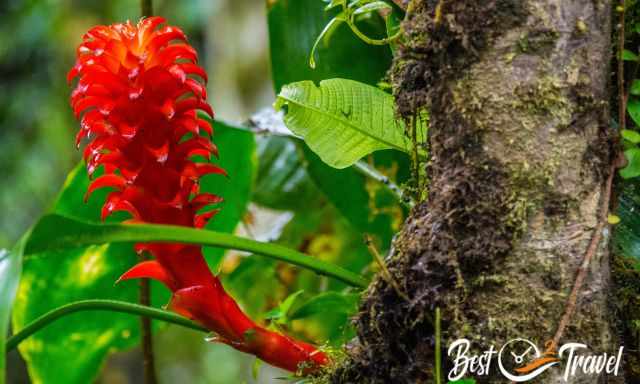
328,1,619,383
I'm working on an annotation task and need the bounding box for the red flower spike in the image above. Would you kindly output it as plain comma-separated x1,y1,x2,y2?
69,17,327,374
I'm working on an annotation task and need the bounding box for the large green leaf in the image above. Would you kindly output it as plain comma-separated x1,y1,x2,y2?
267,0,392,92
11,121,254,384
13,243,149,384
275,79,427,168
11,163,154,384
252,134,321,211
201,120,256,270
0,239,24,384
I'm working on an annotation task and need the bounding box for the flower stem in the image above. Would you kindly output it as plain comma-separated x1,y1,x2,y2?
6,300,207,352
138,253,157,384
435,307,442,384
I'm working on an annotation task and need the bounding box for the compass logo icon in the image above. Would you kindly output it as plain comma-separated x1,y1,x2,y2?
498,339,560,382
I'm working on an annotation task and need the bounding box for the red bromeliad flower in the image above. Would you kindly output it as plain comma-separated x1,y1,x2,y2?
68,17,328,374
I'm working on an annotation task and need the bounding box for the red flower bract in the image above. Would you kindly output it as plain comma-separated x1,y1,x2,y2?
68,17,327,374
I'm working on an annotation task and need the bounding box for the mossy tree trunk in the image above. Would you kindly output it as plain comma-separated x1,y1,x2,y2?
330,1,622,383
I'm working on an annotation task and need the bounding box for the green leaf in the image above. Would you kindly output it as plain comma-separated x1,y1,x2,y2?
263,290,304,324
622,129,640,144
631,79,640,96
627,98,640,127
623,49,639,61
277,289,305,316
267,0,409,240
0,239,24,384
621,148,640,179
289,291,359,320
11,163,157,384
448,379,477,384
24,214,368,288
253,135,321,211
276,78,427,168
13,245,147,384
384,7,402,54
201,120,256,271
52,163,112,221
268,0,392,92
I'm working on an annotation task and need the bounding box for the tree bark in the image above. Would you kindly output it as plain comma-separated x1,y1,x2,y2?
331,1,620,383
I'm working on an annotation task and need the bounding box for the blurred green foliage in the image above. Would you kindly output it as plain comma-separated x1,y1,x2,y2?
0,0,214,249
1,1,270,383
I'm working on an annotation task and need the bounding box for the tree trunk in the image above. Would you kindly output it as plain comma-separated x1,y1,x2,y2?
330,1,621,383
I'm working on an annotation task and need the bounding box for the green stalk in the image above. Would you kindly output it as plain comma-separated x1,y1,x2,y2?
26,215,369,288
435,307,442,384
6,300,206,352
345,19,402,46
